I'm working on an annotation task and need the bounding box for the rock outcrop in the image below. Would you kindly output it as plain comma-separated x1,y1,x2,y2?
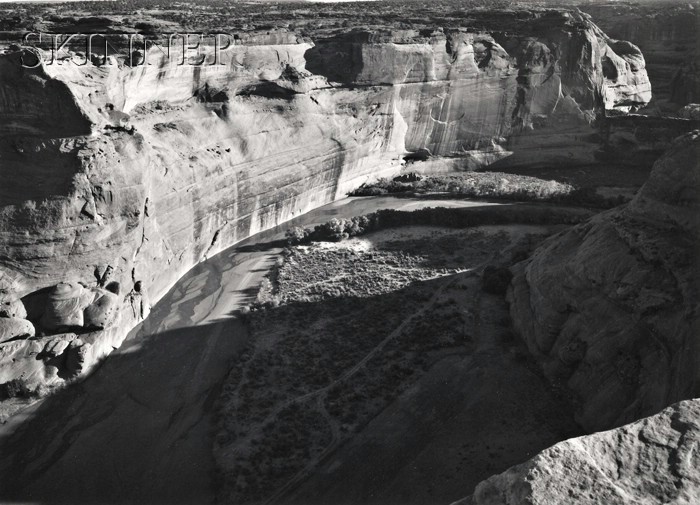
0,276,141,395
456,398,700,505
508,131,700,432
0,317,33,344
0,10,651,392
582,1,698,111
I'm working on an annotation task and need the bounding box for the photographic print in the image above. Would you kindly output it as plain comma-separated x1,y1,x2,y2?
0,1,697,504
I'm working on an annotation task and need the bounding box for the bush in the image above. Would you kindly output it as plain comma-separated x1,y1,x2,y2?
315,218,347,242
350,172,577,202
0,379,33,400
285,205,592,246
285,226,309,245
284,214,381,245
353,186,388,196
348,171,631,208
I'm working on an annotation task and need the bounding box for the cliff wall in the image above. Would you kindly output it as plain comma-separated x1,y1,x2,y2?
0,10,651,391
581,1,698,110
508,131,700,432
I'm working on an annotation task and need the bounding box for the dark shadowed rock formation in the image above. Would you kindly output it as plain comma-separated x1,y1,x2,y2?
508,131,700,432
0,10,651,391
455,399,700,505
599,113,700,168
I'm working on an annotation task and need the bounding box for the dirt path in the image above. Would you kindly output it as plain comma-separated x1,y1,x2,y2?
0,197,501,504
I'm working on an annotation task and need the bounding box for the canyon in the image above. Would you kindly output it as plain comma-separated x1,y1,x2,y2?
0,8,651,394
0,1,698,504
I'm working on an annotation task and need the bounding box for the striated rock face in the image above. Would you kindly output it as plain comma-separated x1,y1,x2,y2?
456,399,700,505
0,11,650,390
508,132,700,432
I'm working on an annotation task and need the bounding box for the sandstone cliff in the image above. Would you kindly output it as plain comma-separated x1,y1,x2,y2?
0,10,650,393
455,398,700,505
581,1,698,111
508,131,700,432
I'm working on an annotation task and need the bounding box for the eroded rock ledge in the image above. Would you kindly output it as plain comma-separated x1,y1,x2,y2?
0,9,650,394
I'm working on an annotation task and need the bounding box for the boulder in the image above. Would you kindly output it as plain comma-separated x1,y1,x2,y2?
457,399,700,505
83,290,119,330
0,297,27,319
40,283,97,332
41,333,78,359
0,318,35,344
64,339,89,378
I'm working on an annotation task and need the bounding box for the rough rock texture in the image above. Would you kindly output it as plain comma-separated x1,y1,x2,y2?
508,132,700,432
582,2,698,111
600,114,700,168
0,11,650,390
0,317,34,344
40,283,96,331
0,297,26,319
456,399,700,505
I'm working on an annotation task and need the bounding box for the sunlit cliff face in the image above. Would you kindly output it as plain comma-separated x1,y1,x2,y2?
0,10,650,389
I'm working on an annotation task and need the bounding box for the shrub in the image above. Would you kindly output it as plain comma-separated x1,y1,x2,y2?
346,171,634,208
285,226,309,245
314,218,347,242
285,205,591,246
0,379,33,400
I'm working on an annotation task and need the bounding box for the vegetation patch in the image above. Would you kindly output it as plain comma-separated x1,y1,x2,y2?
0,379,34,401
285,204,593,246
214,225,559,504
350,172,628,208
